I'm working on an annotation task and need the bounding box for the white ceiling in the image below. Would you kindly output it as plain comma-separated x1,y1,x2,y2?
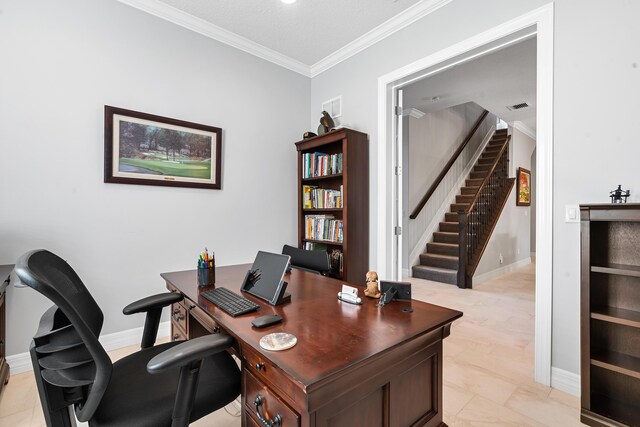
119,0,450,76
403,37,537,132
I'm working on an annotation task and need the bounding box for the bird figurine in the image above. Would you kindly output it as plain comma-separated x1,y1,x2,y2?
318,111,335,134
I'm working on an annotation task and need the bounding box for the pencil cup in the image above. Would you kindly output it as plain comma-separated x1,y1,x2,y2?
197,266,215,287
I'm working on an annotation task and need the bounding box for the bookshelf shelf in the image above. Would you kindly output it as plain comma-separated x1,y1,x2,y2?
303,208,343,213
302,239,343,246
302,173,343,182
581,204,640,427
296,129,368,284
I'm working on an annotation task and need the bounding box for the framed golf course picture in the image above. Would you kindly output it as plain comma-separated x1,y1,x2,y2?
104,106,222,189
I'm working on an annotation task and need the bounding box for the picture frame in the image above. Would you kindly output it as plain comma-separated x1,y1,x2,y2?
104,106,222,189
516,167,531,206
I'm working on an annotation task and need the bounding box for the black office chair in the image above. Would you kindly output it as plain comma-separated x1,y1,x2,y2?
15,249,240,427
282,244,330,275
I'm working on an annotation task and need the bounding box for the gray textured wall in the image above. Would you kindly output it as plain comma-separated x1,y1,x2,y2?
0,0,310,356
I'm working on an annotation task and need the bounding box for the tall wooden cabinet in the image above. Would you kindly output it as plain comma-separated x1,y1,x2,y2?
580,204,640,426
295,129,369,285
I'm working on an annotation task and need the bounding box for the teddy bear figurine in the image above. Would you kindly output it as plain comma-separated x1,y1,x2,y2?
364,271,381,298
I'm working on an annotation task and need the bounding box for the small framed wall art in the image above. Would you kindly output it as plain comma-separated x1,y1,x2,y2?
516,167,531,206
104,106,222,189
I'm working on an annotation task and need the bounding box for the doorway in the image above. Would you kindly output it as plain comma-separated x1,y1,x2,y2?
376,4,553,385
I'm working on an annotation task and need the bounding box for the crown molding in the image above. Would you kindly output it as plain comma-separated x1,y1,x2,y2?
511,120,537,140
115,0,311,77
404,108,426,119
310,0,453,77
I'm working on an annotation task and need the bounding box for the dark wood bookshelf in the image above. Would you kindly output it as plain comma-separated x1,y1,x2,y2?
295,128,369,284
581,204,640,427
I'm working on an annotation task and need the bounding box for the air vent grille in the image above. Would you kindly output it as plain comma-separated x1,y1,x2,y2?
506,102,530,111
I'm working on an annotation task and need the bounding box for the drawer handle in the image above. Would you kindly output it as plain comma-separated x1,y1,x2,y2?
172,334,180,341
172,309,185,321
255,362,265,371
213,326,221,333
254,395,282,427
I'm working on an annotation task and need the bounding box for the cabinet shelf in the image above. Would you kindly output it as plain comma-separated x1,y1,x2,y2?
591,263,640,277
591,306,640,329
590,394,640,427
591,350,640,380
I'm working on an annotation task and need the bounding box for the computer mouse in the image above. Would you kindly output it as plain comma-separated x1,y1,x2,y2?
251,314,283,328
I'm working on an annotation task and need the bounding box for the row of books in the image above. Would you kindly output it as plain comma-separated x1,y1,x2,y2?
302,185,343,209
302,152,343,178
304,215,343,243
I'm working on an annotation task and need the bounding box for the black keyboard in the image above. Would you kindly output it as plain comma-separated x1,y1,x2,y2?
201,287,260,317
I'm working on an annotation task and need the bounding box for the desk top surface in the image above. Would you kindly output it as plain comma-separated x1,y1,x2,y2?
162,265,462,389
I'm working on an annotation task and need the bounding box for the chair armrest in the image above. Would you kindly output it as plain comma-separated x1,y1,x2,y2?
147,334,235,373
123,292,184,349
122,292,183,315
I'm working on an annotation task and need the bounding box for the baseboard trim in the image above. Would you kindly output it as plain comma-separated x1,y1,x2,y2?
473,257,531,285
551,367,580,396
7,321,171,374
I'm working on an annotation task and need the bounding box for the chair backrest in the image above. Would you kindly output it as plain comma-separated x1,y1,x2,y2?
15,249,112,422
282,245,330,275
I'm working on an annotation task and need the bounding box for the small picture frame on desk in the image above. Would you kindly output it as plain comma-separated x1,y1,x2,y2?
104,106,222,190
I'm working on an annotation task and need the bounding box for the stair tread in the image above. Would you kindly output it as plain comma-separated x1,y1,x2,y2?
413,265,457,273
429,242,458,247
422,253,458,260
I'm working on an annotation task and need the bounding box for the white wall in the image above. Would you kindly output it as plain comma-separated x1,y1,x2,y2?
407,103,484,210
474,127,535,277
311,0,640,376
0,0,310,356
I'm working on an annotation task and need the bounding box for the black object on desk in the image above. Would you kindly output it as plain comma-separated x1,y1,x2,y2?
251,314,283,328
201,287,260,317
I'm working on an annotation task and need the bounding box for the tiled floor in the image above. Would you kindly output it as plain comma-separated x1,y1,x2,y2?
0,263,582,426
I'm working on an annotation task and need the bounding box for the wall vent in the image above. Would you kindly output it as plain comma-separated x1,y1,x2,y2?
506,102,530,111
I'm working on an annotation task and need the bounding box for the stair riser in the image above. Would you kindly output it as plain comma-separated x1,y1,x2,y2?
461,187,479,195
439,222,458,232
420,254,458,269
470,172,487,180
444,213,460,222
451,203,469,212
456,195,473,203
466,179,483,187
478,158,494,165
427,243,459,256
474,164,491,172
433,232,459,244
412,267,458,285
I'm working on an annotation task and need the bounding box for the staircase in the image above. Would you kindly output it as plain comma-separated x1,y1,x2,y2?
412,128,515,288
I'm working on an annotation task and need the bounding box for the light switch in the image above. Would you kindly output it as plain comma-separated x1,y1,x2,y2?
565,205,580,223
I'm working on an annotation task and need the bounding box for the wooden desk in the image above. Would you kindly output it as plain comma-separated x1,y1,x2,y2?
162,265,462,427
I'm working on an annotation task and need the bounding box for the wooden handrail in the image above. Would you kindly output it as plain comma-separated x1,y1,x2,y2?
464,134,511,214
409,110,489,219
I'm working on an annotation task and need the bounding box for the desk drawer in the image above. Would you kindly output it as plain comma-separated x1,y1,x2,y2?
171,301,187,334
245,371,299,427
243,345,291,394
171,327,186,342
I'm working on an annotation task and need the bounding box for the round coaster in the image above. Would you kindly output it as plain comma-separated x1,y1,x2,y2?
259,332,297,351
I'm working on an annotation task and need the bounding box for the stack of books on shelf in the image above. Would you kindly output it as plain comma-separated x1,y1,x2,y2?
302,152,343,178
305,215,343,243
302,185,343,209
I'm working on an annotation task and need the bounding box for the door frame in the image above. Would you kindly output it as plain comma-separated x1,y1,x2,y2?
376,3,554,385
